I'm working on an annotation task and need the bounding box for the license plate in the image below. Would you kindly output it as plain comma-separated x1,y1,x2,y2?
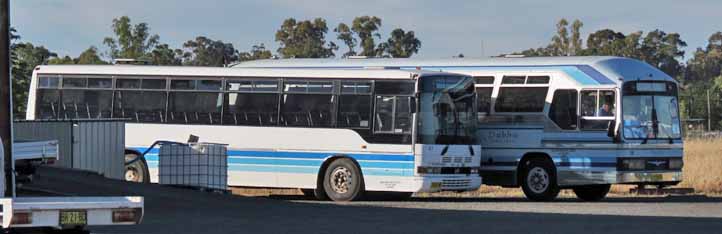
60,210,87,226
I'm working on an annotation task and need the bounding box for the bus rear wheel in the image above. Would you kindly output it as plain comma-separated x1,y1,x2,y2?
520,158,560,201
322,158,364,202
125,153,150,183
573,184,611,201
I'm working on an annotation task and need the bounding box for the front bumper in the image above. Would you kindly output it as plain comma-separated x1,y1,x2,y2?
415,175,482,193
558,170,682,186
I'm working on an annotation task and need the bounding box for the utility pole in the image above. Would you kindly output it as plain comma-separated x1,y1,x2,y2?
0,0,13,197
708,89,712,132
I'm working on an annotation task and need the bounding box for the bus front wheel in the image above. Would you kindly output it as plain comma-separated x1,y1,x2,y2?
125,153,150,183
520,158,560,201
322,158,364,201
572,184,611,201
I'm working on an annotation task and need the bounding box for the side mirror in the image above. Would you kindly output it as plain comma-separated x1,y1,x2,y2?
607,120,617,138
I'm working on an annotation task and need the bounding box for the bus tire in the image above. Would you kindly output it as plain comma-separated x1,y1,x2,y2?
125,153,150,183
322,158,364,202
520,158,560,201
573,184,611,201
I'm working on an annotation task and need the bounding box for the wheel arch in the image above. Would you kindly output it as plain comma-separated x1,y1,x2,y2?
516,152,555,186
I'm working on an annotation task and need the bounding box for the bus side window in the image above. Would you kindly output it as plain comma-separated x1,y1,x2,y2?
338,81,372,128
580,90,615,130
549,89,578,130
373,96,414,134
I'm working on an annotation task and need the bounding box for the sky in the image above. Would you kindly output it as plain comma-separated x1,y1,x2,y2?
10,0,722,60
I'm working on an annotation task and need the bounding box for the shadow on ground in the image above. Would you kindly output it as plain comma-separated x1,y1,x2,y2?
22,167,722,234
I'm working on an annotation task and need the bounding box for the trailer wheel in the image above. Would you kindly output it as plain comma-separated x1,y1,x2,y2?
322,158,364,201
573,184,611,201
520,158,560,201
125,153,150,183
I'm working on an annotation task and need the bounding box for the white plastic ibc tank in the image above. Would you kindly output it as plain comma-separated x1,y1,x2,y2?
158,142,228,190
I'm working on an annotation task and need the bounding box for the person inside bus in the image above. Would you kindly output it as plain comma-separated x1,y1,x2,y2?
598,103,612,116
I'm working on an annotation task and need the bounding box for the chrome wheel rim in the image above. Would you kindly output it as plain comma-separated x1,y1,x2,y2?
527,167,549,194
125,167,139,182
330,167,353,194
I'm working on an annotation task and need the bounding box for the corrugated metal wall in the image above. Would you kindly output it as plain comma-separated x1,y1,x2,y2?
14,120,125,180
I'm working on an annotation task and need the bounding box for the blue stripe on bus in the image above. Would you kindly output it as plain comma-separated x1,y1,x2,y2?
575,65,616,85
132,147,414,162
134,147,414,176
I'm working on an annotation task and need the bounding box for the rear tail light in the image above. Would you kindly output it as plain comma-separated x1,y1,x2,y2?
11,212,32,225
112,208,142,223
44,158,56,165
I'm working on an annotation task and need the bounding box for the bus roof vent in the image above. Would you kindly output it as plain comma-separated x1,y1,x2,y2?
503,54,526,58
114,58,151,65
347,56,370,59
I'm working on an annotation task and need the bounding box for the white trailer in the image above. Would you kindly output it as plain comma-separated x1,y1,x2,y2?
0,139,144,230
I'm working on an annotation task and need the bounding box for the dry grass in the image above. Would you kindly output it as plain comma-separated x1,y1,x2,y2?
680,138,722,193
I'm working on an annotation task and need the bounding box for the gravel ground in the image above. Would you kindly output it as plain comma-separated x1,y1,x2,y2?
18,167,722,234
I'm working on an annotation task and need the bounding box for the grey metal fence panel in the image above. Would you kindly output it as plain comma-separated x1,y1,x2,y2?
72,121,125,180
13,120,125,180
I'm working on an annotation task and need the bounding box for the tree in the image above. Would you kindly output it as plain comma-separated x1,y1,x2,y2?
570,20,583,56
381,28,421,58
103,16,160,60
150,44,182,65
584,29,627,55
351,16,382,57
11,42,58,117
639,30,687,78
47,56,75,64
550,19,570,56
334,23,356,57
239,43,273,62
275,18,337,58
181,36,238,67
76,46,108,64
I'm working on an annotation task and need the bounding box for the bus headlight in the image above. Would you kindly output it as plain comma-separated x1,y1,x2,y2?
669,158,684,170
620,159,646,170
417,167,441,174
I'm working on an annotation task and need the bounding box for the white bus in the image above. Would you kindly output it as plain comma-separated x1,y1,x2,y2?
234,56,685,201
25,65,482,201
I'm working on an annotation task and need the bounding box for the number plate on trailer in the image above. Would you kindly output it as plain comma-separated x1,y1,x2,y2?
59,210,87,226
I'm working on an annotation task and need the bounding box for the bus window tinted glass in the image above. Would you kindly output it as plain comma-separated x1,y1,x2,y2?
62,78,87,88
61,90,113,119
527,76,550,84
495,87,548,112
284,81,307,92
254,80,278,92
142,79,166,89
168,92,222,124
116,79,141,89
341,82,372,94
39,76,60,88
374,96,394,132
171,80,196,90
113,91,167,123
549,90,578,130
474,76,494,85
281,94,335,127
197,80,222,91
226,80,253,91
476,87,493,113
35,90,61,119
374,82,414,95
338,95,371,128
87,78,112,89
501,76,525,84
581,91,598,116
224,93,279,126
